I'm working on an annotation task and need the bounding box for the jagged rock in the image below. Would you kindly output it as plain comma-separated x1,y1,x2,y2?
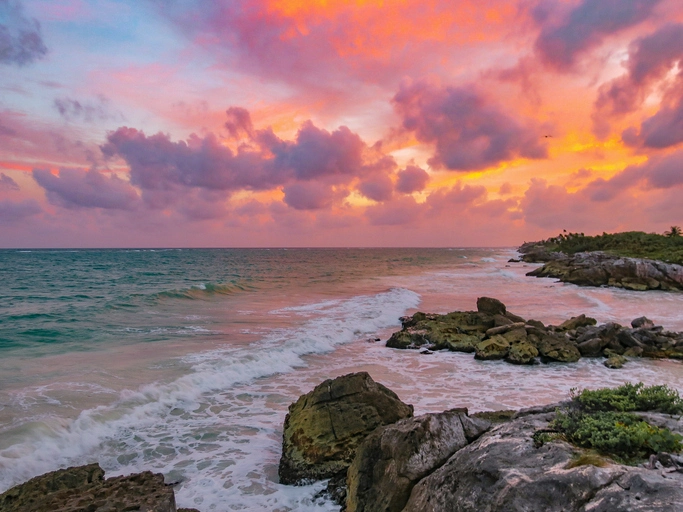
502,327,528,344
0,464,176,512
523,251,683,292
632,316,655,329
476,297,506,316
577,337,609,357
604,354,627,369
278,372,413,485
474,335,510,360
558,314,597,331
401,410,683,512
537,335,581,363
485,322,526,337
623,346,643,357
443,334,480,353
346,409,490,512
386,329,429,349
506,341,539,365
492,314,514,326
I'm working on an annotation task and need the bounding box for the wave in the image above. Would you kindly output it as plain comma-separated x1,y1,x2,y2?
153,281,256,301
0,287,421,506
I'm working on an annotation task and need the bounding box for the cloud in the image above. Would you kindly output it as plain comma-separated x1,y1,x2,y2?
282,181,339,210
426,182,487,214
54,96,119,123
358,174,393,202
593,23,683,138
0,0,48,66
395,165,429,194
32,168,140,210
224,107,254,139
365,196,422,226
0,172,19,191
532,0,662,71
393,79,547,171
0,198,41,222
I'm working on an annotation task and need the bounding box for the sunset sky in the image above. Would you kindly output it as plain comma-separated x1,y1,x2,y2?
2,0,683,247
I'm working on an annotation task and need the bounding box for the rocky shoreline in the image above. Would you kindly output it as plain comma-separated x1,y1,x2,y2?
385,296,683,367
277,373,683,512
518,242,683,291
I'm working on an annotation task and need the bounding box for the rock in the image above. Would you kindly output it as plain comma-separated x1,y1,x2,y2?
0,464,177,512
632,316,655,329
386,329,429,349
577,337,609,357
526,319,546,330
492,314,513,327
278,372,413,485
474,335,510,360
506,341,539,365
346,409,490,512
505,311,526,323
558,314,597,331
401,410,683,512
502,327,528,344
523,251,683,292
537,334,581,363
604,354,627,369
443,334,480,353
485,322,526,337
624,346,643,357
476,297,506,316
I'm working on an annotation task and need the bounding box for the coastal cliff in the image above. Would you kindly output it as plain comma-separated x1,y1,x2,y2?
518,231,683,291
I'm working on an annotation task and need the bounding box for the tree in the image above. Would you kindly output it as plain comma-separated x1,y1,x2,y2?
665,226,682,237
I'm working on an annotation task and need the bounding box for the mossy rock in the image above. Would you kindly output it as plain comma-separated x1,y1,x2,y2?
444,334,481,353
474,335,510,360
604,354,627,369
386,330,428,349
278,372,413,485
506,341,539,365
537,335,581,363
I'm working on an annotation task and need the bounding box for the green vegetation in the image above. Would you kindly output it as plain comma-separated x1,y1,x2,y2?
547,383,683,464
534,231,683,265
565,452,611,469
573,382,683,415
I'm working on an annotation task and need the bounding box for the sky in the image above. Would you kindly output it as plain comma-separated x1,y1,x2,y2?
1,0,683,248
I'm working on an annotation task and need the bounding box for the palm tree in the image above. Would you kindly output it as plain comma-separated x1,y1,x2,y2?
665,226,682,237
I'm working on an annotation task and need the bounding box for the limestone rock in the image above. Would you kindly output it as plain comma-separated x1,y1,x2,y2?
474,335,510,360
558,314,597,331
402,410,683,512
537,335,581,363
0,464,177,512
346,409,490,512
278,372,413,485
506,341,539,365
476,297,506,316
604,354,627,369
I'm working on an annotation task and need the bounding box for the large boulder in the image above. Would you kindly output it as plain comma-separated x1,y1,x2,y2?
476,297,506,316
0,464,177,512
278,372,413,485
346,409,490,512
537,334,581,363
402,410,683,512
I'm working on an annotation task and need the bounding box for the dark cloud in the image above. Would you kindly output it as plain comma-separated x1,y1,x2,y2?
224,107,254,139
0,172,19,191
533,0,662,71
623,95,683,149
54,96,119,123
0,0,47,66
33,168,140,210
0,198,41,222
282,181,342,210
593,23,683,139
643,150,683,189
358,174,393,202
393,79,547,171
395,165,429,194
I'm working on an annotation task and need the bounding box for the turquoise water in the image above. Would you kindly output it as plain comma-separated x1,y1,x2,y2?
1,248,683,511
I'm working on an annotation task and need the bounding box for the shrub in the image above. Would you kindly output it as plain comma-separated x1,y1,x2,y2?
553,410,682,463
572,383,683,415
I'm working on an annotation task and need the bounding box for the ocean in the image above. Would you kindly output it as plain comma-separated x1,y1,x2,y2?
1,248,682,511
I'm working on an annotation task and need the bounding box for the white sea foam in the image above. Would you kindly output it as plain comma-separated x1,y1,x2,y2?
0,287,420,511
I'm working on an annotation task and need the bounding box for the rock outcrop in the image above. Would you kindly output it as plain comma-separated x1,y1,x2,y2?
0,463,181,512
278,372,414,485
402,409,683,512
346,409,490,512
520,248,683,292
385,298,683,366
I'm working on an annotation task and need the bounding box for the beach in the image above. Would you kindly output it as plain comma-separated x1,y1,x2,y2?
1,247,683,511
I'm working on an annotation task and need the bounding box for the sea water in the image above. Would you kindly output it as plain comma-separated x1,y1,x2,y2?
1,248,682,511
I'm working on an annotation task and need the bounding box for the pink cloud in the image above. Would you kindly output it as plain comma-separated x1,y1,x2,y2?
393,78,547,171
395,165,429,194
